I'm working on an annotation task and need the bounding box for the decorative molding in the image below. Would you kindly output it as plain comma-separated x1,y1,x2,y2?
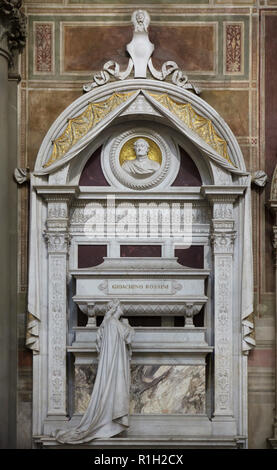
213,203,233,220
97,280,108,293
44,231,71,254
214,256,233,415
44,92,135,169
210,197,235,416
48,255,67,414
76,302,206,317
70,200,211,237
34,22,54,75
223,22,244,75
211,231,236,254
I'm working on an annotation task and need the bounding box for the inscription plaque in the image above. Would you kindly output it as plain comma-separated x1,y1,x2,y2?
108,279,172,295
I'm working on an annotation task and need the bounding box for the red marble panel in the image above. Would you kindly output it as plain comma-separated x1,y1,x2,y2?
78,244,107,268
79,146,109,186
120,245,161,257
175,246,204,269
172,146,202,186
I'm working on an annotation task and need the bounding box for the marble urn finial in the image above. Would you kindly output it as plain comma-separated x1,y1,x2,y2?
127,10,154,78
83,10,199,94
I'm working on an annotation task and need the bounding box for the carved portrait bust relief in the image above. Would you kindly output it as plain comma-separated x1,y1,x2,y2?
101,126,180,190
121,138,161,179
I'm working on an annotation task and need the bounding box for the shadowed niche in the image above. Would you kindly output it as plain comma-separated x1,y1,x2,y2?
174,246,204,269
172,146,202,186
79,146,110,186
78,244,107,268
120,245,162,257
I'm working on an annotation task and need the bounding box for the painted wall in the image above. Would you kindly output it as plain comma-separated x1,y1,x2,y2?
17,0,277,448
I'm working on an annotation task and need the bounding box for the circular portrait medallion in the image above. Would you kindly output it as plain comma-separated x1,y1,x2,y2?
101,128,180,190
120,136,162,179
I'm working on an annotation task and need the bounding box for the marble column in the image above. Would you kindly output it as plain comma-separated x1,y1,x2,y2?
44,196,72,417
0,3,26,448
209,194,237,434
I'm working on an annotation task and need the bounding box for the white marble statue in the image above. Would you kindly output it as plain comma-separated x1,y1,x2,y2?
122,138,160,178
55,299,134,444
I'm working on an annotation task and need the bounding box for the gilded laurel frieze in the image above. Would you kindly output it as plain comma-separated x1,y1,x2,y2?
148,92,233,165
43,91,135,168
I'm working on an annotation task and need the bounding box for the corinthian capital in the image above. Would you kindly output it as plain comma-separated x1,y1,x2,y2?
0,0,26,60
211,231,236,254
43,231,71,254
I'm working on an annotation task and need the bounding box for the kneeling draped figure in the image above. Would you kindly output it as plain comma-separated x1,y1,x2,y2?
55,299,134,444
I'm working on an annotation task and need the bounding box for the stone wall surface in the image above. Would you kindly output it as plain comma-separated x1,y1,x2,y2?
15,0,277,448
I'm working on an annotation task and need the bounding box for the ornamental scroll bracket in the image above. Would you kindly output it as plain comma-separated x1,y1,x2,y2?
83,10,200,95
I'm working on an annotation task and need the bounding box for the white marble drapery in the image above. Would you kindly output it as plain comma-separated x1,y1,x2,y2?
55,302,134,444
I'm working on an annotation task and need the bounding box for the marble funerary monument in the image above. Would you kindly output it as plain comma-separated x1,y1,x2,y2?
27,10,255,448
